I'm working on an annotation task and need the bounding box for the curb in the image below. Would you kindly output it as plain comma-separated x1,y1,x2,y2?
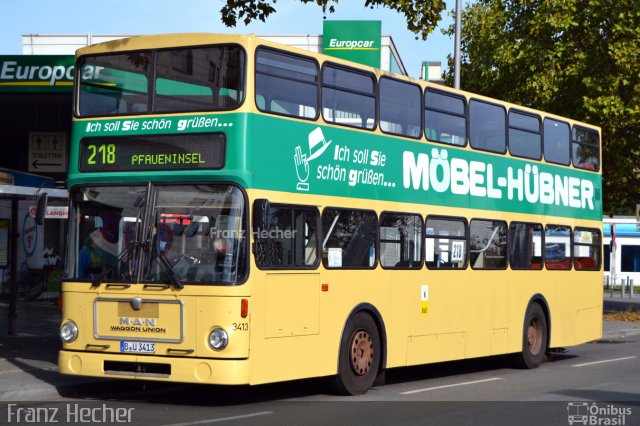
603,299,640,313
601,327,640,339
602,330,640,339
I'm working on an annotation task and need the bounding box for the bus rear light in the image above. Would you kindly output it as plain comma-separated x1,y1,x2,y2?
241,298,248,318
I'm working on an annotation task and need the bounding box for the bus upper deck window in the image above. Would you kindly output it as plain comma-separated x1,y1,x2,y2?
508,111,541,160
379,77,421,138
572,127,600,171
322,65,376,130
78,52,151,117
469,99,506,154
255,48,318,120
424,89,467,146
544,118,571,165
154,46,245,112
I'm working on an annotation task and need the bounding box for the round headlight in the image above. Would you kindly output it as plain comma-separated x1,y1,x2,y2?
208,327,228,351
60,321,78,343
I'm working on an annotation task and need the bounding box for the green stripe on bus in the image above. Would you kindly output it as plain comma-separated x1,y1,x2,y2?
70,112,602,221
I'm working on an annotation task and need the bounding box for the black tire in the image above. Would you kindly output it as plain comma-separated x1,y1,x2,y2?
333,312,381,395
513,302,548,369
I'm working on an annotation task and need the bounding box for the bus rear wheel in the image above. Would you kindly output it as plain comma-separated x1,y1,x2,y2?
334,312,381,395
514,302,548,369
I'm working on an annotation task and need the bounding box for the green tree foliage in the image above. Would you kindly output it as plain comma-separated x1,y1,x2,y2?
444,0,640,215
220,0,446,40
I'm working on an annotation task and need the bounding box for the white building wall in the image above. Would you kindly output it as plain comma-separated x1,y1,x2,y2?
22,34,136,55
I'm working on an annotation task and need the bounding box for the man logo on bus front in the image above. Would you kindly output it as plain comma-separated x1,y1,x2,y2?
294,128,332,191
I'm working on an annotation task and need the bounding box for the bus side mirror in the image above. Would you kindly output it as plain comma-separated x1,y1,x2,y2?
252,198,270,237
35,192,48,226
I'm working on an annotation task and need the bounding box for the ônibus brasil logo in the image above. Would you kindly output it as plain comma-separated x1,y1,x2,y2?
567,402,632,425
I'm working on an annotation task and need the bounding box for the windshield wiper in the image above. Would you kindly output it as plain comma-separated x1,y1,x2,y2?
91,240,183,289
138,239,184,289
153,249,184,289
91,241,141,287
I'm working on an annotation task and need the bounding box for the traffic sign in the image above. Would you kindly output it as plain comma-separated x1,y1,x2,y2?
28,132,67,173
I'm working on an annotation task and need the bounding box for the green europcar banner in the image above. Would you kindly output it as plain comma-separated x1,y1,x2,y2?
70,112,602,221
0,55,74,93
323,20,381,68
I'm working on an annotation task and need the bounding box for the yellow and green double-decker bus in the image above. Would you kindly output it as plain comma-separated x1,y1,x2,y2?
59,34,603,395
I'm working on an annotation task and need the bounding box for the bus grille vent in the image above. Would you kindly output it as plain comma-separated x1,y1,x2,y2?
104,361,171,378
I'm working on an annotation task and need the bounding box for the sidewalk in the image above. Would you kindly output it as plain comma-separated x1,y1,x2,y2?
0,299,105,401
1,298,639,401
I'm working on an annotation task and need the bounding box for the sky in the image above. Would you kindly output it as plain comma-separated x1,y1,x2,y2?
1,0,464,80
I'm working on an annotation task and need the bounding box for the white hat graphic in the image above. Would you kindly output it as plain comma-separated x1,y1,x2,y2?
306,128,332,162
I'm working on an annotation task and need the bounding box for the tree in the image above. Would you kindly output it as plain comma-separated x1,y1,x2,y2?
444,0,640,215
220,0,446,40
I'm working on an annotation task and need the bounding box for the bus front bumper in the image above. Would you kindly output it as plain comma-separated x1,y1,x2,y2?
59,350,250,385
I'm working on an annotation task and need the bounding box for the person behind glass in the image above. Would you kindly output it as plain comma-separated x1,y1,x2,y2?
78,210,121,279
213,237,231,271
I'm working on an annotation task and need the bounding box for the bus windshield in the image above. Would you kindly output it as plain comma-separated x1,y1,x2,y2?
77,45,245,117
66,184,248,285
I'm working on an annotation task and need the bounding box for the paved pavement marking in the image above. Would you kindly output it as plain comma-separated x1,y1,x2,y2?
571,356,637,367
161,411,274,426
400,377,503,395
0,368,34,375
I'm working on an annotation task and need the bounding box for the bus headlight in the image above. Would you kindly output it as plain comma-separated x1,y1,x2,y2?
60,321,78,343
208,327,228,351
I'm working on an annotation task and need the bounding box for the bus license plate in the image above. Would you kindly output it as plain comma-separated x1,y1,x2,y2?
120,341,155,353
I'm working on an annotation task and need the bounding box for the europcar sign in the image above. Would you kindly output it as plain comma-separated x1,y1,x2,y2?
0,55,74,93
323,20,381,68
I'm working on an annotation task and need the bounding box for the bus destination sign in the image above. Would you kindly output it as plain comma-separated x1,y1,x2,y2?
79,133,225,172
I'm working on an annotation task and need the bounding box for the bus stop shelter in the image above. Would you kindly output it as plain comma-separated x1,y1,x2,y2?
0,169,67,335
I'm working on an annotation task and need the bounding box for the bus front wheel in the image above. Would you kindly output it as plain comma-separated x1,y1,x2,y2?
334,312,381,395
514,302,548,369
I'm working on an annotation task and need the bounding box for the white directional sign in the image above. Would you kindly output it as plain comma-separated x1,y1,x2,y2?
29,205,69,219
28,132,67,173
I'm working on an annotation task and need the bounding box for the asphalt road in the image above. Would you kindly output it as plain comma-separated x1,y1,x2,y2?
2,334,638,426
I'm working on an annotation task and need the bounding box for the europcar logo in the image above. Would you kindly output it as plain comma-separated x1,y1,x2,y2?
326,38,377,50
0,60,73,87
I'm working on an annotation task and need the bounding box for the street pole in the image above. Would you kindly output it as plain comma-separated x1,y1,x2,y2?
454,0,462,89
8,198,18,335
611,223,617,296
